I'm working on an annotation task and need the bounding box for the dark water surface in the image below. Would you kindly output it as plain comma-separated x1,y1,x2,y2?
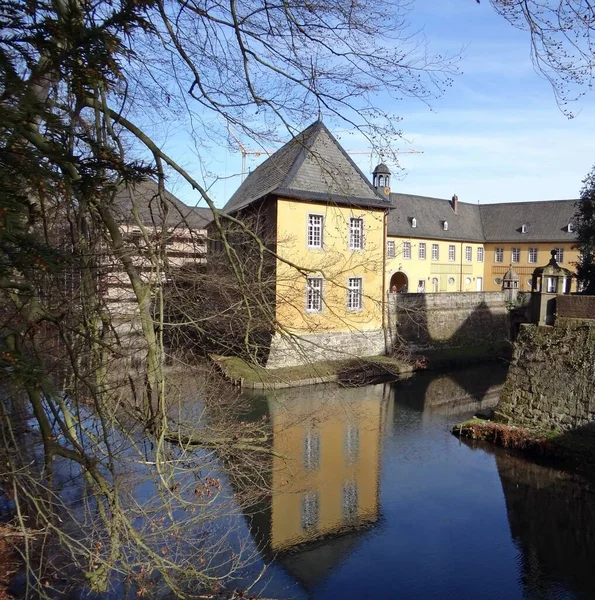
238,363,595,600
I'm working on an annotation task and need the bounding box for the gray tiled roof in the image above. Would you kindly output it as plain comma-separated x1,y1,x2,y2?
113,179,210,230
223,121,391,213
388,193,485,242
479,199,578,242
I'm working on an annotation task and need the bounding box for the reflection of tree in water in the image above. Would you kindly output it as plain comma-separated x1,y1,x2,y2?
496,453,595,599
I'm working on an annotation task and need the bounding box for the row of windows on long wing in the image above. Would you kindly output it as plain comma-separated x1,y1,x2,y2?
494,247,565,264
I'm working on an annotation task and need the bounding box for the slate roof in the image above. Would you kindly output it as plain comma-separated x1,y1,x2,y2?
479,199,577,242
222,120,391,213
113,179,211,230
388,192,579,244
388,193,485,242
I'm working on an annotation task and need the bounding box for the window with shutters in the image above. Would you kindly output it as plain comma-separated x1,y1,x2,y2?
307,214,323,248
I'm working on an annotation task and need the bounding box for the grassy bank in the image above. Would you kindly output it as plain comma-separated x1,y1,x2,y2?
211,354,414,388
453,418,595,475
212,342,510,389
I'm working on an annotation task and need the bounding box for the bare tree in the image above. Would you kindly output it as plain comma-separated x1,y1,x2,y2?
0,0,457,596
485,0,595,112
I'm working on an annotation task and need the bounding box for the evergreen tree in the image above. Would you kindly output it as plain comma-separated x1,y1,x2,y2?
575,166,595,294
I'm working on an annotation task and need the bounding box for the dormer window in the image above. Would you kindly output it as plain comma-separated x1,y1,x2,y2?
521,224,527,234
567,223,574,233
411,217,417,228
443,220,448,231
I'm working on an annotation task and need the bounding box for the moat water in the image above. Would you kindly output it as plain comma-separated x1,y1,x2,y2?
233,363,595,600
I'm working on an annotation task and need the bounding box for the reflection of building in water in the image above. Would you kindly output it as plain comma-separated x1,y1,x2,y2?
496,453,595,599
245,383,389,554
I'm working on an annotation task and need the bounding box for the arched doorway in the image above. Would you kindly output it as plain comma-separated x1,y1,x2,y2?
389,271,408,293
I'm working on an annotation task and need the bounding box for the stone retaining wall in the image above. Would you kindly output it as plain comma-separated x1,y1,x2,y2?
556,294,595,320
388,291,509,350
265,329,386,369
496,322,595,432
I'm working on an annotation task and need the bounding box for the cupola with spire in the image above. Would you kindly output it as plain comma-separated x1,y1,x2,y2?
372,163,391,196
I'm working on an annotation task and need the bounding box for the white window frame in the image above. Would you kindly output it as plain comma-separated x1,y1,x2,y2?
477,247,484,262
307,213,323,249
554,247,564,263
342,480,358,522
301,491,319,531
418,242,426,260
387,240,396,258
306,277,323,312
431,243,439,261
443,220,448,231
411,217,417,228
403,241,411,259
465,246,472,262
567,223,574,233
511,247,520,263
349,217,364,250
495,247,504,263
528,247,538,264
303,431,320,470
448,245,456,262
347,277,363,311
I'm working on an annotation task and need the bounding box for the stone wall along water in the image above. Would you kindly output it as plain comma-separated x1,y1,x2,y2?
496,322,595,432
387,291,510,350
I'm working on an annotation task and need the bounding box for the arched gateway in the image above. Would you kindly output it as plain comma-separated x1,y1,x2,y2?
389,271,408,293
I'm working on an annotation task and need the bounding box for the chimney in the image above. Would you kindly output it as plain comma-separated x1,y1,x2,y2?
451,194,458,214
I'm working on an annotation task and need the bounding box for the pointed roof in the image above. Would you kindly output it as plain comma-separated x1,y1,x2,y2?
223,121,391,213
113,179,211,229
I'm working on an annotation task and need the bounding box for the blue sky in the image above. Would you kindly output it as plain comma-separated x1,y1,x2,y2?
162,1,595,209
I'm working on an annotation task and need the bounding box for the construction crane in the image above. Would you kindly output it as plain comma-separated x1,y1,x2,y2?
227,125,275,182
228,124,423,182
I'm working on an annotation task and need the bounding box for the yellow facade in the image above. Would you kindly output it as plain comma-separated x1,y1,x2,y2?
483,243,579,292
275,198,386,334
267,384,386,551
385,236,486,293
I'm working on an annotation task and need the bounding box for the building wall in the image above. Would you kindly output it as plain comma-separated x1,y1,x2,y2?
483,242,579,292
275,198,386,334
385,236,485,293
